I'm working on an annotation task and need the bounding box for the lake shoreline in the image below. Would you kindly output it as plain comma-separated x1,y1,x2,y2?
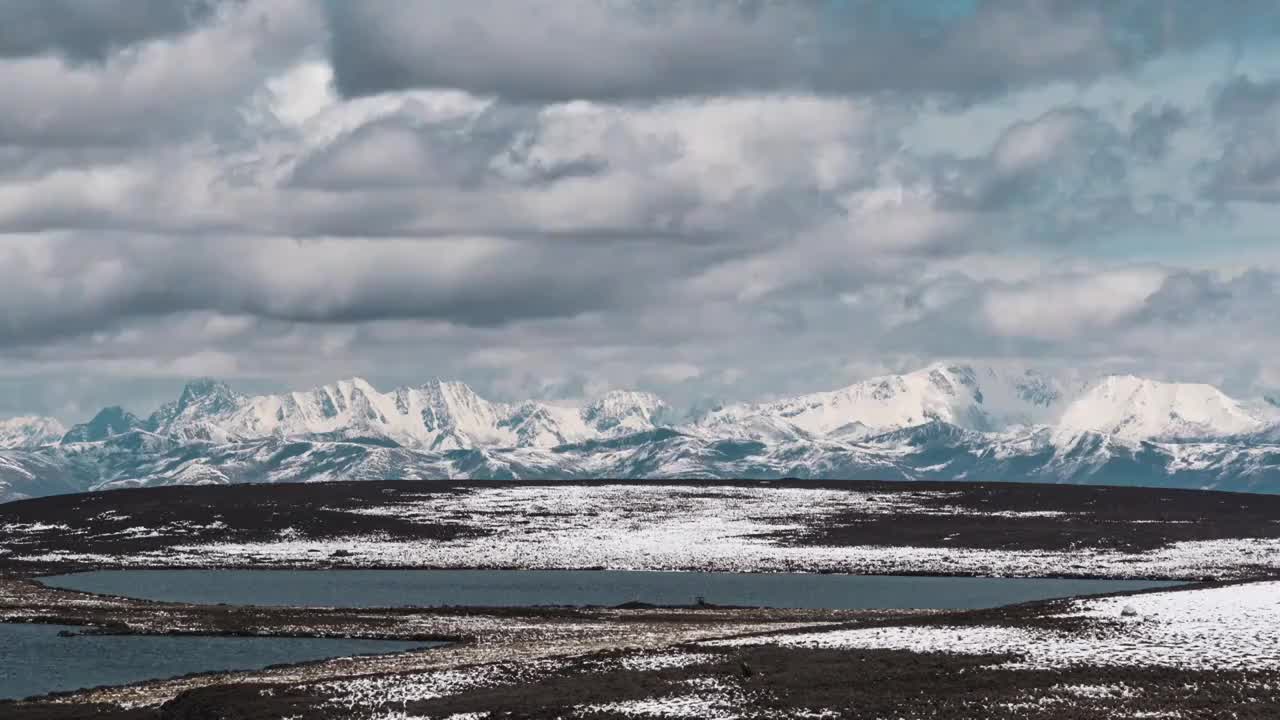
2,571,914,714
6,574,1276,719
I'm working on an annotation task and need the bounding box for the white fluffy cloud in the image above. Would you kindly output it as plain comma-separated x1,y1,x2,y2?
982,268,1167,340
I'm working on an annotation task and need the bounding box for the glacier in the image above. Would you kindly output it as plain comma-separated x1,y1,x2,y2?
4,363,1280,502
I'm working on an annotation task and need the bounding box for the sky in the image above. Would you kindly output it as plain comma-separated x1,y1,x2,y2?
4,0,1280,422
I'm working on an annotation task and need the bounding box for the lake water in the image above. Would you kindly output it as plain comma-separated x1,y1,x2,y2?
42,569,1181,610
0,623,438,701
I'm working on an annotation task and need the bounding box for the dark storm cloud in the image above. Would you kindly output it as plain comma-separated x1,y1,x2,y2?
1207,75,1280,202
1132,269,1280,325
323,0,1122,101
0,237,678,348
970,108,1123,211
0,0,222,61
916,106,1169,245
321,0,1278,102
1129,103,1187,160
1213,75,1280,120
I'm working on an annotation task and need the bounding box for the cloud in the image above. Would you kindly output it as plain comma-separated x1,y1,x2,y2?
322,1,1280,102
0,93,894,244
962,107,1125,213
646,362,703,384
289,115,481,190
981,267,1167,340
323,0,1133,102
907,102,1206,246
1128,102,1188,160
3,0,1280,421
1213,75,1280,120
1208,75,1280,202
0,0,220,61
1132,269,1280,326
0,236,645,347
0,0,319,148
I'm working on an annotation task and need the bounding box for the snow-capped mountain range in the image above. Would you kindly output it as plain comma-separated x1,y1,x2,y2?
54,377,672,452
0,416,67,450
4,364,1280,502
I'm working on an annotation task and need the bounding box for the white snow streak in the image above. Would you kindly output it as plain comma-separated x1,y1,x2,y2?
715,582,1280,671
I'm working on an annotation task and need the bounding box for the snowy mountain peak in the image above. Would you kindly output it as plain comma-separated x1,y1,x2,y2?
146,378,245,443
62,406,144,444
178,378,236,405
331,377,379,398
410,379,504,437
584,390,668,434
0,416,67,449
499,401,593,448
697,363,1072,439
1058,375,1269,441
175,378,241,417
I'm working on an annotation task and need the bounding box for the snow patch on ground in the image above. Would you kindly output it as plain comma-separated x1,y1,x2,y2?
316,649,731,718
114,535,1279,581
713,582,1280,671
13,485,1279,580
579,693,737,719
615,652,723,673
1,522,70,534
1051,683,1141,700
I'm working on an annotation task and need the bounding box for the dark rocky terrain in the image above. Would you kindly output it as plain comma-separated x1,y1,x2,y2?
3,480,1280,718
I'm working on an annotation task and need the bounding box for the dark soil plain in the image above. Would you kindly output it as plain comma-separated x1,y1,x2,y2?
3,480,1279,719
